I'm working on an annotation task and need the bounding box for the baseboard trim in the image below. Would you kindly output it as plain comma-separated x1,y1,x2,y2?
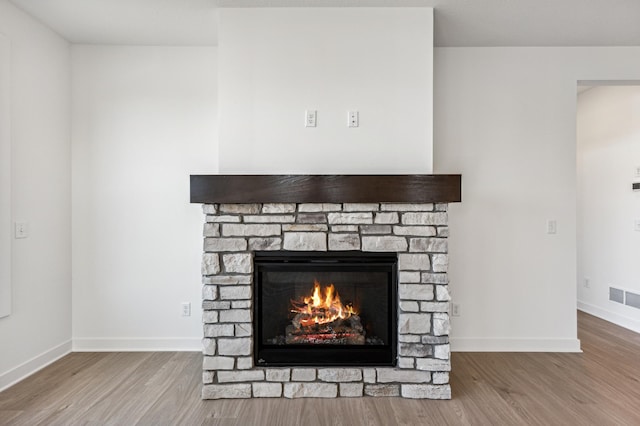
578,301,640,334
0,340,72,392
72,337,201,352
451,337,582,352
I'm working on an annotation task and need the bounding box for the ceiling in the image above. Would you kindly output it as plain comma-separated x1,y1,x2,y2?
8,0,640,47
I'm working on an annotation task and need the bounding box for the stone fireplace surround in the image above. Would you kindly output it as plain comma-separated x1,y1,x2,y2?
192,175,461,400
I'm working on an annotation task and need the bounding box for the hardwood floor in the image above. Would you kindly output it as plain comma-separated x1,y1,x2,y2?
1,311,639,425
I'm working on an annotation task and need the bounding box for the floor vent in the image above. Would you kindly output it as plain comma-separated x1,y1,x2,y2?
609,287,624,304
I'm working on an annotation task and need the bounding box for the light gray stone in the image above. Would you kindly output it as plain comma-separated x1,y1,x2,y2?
343,203,379,212
203,371,215,384
381,203,434,212
284,383,338,398
219,286,251,301
291,369,316,382
435,203,447,211
409,238,448,253
364,384,400,397
432,372,449,385
376,368,431,383
422,273,448,284
363,368,376,383
421,336,450,345
415,358,451,372
219,309,251,323
399,254,431,271
218,337,251,356
327,212,373,225
318,368,362,382
374,212,399,224
399,271,421,283
235,323,252,337
399,343,433,357
223,224,281,237
253,382,283,398
420,302,449,313
399,284,434,301
401,384,451,400
203,311,219,324
262,203,296,214
331,225,359,232
223,253,253,273
296,213,327,223
202,338,216,355
282,224,328,232
204,238,247,252
434,344,450,360
203,204,217,215
202,384,251,399
203,356,234,370
328,233,360,250
399,334,421,343
393,226,436,237
298,203,342,212
231,300,251,309
219,204,261,214
202,301,231,310
266,369,291,382
206,215,241,223
202,285,217,301
437,226,449,237
248,237,282,251
399,313,431,334
217,370,265,383
236,357,253,370
340,383,364,397
398,357,415,369
402,212,448,226
400,301,420,312
203,324,234,337
201,253,220,275
435,285,450,301
360,225,392,235
244,215,295,223
203,275,252,285
203,223,220,237
362,236,408,252
432,254,448,273
283,232,327,251
433,313,450,336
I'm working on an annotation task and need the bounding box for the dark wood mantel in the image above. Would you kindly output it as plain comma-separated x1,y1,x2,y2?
190,175,461,204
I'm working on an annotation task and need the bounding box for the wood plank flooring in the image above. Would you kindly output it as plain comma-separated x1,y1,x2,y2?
1,311,639,425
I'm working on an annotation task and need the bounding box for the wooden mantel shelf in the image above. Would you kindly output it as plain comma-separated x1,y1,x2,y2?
190,175,461,204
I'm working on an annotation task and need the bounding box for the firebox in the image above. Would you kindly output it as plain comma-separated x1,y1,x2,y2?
254,251,397,367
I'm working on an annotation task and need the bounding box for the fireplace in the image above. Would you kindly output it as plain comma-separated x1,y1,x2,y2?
190,175,462,400
254,251,397,366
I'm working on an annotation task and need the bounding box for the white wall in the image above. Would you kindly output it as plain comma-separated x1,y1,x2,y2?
577,86,640,332
0,34,10,319
0,2,71,390
71,46,217,350
218,7,433,174
435,47,640,351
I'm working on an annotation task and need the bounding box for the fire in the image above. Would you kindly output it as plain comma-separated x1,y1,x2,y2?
291,280,356,327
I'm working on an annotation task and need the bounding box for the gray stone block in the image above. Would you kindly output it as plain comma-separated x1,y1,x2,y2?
399,313,431,334
203,275,252,285
437,226,449,237
362,236,407,252
291,369,316,382
415,358,451,372
381,203,434,212
219,204,261,214
393,226,436,237
203,356,235,370
248,237,282,251
202,285,217,301
376,368,431,383
203,324,234,337
202,384,251,399
202,338,216,355
219,286,251,301
318,368,362,382
327,212,373,225
231,300,251,309
298,203,342,212
222,224,281,237
364,384,400,397
399,284,434,301
217,370,265,383
422,273,448,284
244,215,295,223
361,225,393,235
297,213,327,223
253,382,283,398
206,215,241,223
432,254,448,273
399,254,431,271
202,311,219,324
398,357,415,369
343,203,379,212
236,357,253,370
399,343,433,357
222,253,253,273
203,223,220,237
432,313,450,336
434,344,450,360
420,302,449,313
219,308,251,323
421,336,450,345
435,285,450,301
399,271,421,283
204,238,248,252
399,301,419,312
435,204,448,212
262,203,296,214
218,338,251,356
374,212,399,224
201,253,220,275
203,204,218,215
328,233,360,250
401,384,451,399
398,335,421,343
363,368,376,383
409,238,448,253
266,369,291,382
283,224,328,232
202,301,231,310
340,383,364,397
432,372,449,385
401,212,448,226
203,371,215,384
331,225,359,232
283,232,327,251
284,383,338,398
235,323,252,337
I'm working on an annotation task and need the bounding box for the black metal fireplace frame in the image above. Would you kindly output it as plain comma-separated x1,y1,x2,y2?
253,251,398,367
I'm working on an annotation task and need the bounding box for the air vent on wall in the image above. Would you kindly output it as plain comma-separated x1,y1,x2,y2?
609,287,624,304
609,287,640,310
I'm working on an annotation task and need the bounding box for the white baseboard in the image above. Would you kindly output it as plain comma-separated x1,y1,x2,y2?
451,337,582,352
0,340,72,392
72,337,201,352
578,301,640,334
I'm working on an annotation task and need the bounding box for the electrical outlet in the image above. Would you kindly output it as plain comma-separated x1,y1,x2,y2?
584,278,590,288
181,302,191,317
348,111,359,127
305,110,317,127
451,303,461,317
546,220,557,234
14,222,28,239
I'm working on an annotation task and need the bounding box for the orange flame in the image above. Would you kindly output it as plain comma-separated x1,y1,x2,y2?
291,280,356,327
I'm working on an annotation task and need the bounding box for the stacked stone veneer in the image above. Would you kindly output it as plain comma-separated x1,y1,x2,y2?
200,202,451,399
